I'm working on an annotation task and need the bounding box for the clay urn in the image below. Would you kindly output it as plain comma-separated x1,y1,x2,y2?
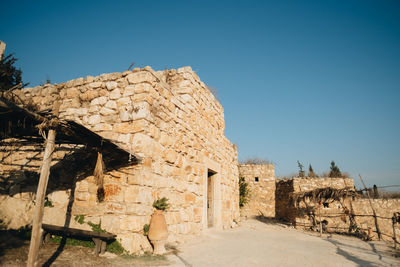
148,198,169,254
148,209,168,254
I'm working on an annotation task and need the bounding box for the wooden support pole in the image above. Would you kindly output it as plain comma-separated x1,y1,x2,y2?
359,174,381,240
319,201,322,237
27,129,56,267
27,102,59,267
393,213,397,249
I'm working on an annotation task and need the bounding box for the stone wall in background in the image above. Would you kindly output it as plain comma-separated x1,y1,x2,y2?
239,164,275,217
275,177,400,242
0,66,239,254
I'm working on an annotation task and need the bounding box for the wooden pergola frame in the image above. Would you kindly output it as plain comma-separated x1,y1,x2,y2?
0,95,138,266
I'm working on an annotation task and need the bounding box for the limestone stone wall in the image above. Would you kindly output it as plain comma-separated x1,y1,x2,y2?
276,177,354,223
276,177,400,241
0,66,239,254
239,164,275,217
350,199,400,241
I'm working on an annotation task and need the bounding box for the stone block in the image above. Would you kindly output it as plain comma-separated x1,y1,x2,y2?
66,88,80,98
90,96,107,106
123,85,135,96
117,97,131,106
118,233,152,254
124,185,152,204
184,193,196,204
163,149,177,164
109,88,121,100
88,115,101,125
106,81,118,90
89,81,103,88
113,123,135,134
100,107,115,116
105,203,126,214
127,72,155,84
48,190,70,206
105,100,117,110
101,215,120,233
132,102,151,121
104,184,123,201
119,110,131,122
93,123,112,131
120,215,149,232
126,203,153,216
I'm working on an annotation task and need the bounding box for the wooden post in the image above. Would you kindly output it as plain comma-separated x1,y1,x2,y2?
393,213,397,249
27,102,59,267
27,129,56,266
319,201,322,237
359,174,381,240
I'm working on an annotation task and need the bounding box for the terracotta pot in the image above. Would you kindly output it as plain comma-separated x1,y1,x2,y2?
148,209,168,254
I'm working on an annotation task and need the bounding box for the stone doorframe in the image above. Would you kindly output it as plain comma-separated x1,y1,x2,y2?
202,157,222,230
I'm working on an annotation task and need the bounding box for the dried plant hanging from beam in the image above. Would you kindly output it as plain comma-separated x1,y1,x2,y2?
290,187,357,207
94,151,105,202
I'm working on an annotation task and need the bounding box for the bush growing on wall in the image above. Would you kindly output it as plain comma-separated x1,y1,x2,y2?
239,177,250,207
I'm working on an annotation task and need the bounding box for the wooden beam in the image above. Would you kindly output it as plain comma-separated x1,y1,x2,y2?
359,174,382,240
27,102,59,267
27,129,56,266
393,213,397,249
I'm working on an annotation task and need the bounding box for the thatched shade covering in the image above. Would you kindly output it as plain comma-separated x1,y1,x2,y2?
0,96,139,166
290,187,358,207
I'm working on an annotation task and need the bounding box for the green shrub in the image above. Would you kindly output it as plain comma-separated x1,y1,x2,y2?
44,197,53,207
74,215,85,224
107,240,126,254
239,177,250,208
153,197,169,211
50,235,94,248
87,221,106,233
143,224,150,236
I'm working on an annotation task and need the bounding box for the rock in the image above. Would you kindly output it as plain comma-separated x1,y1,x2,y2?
109,88,121,100
123,85,135,96
118,233,152,254
105,100,117,110
100,107,115,116
89,81,103,88
88,115,102,125
93,123,112,131
119,110,131,122
91,96,107,106
127,71,155,84
106,81,118,90
66,88,80,98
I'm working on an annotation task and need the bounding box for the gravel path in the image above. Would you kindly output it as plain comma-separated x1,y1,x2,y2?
1,219,399,266
168,219,400,267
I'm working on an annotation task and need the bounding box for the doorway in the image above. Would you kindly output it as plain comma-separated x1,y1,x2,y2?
207,169,216,228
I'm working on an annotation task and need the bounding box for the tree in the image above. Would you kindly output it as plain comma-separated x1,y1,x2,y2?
239,177,250,207
0,53,27,91
329,161,342,178
308,164,318,177
297,160,305,177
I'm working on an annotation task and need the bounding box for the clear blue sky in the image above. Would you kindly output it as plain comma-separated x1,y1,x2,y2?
1,0,399,189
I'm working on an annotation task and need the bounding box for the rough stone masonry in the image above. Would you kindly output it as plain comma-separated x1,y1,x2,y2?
0,66,240,253
239,164,275,218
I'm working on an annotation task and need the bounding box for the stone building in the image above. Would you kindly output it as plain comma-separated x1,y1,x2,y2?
238,164,275,218
0,66,239,253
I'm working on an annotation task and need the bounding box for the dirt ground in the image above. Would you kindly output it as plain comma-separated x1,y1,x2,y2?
1,219,399,266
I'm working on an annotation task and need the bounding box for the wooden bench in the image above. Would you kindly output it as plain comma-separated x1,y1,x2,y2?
41,224,116,256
